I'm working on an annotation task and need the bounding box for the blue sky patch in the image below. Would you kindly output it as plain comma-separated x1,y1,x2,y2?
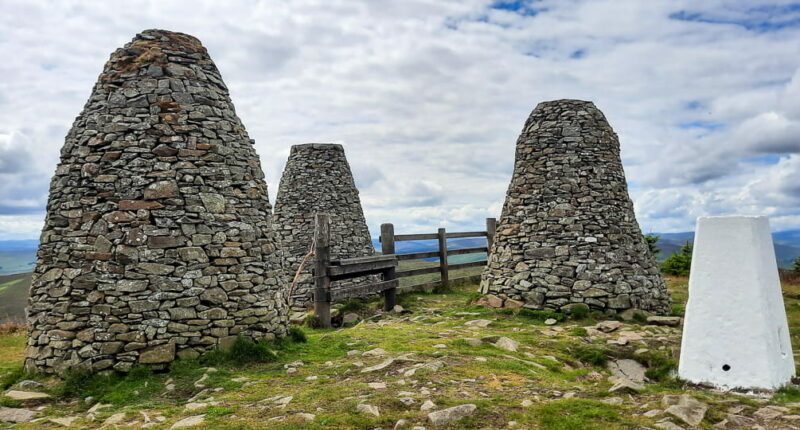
678,121,725,131
744,154,782,165
670,3,800,32
491,0,544,16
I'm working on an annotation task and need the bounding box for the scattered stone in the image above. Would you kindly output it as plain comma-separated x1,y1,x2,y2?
357,404,380,417
0,407,37,423
647,316,682,327
433,344,447,349
521,399,533,407
171,415,206,429
184,403,208,412
608,377,644,393
368,382,387,389
493,337,520,352
103,413,126,426
421,400,436,411
399,397,416,406
4,391,50,401
361,358,396,373
644,409,662,418
654,421,684,430
596,321,624,333
602,397,623,405
342,313,360,324
392,305,405,313
544,318,557,326
17,380,42,390
663,395,707,427
754,405,789,421
363,348,388,357
296,413,316,422
464,319,493,327
427,404,477,426
463,338,482,346
608,359,646,383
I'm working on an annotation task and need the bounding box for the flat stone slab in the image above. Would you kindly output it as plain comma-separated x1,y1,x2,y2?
428,404,477,426
4,390,51,401
0,407,37,423
608,359,646,383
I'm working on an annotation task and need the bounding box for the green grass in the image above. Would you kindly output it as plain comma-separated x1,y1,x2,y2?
0,278,22,294
534,399,629,430
0,276,798,428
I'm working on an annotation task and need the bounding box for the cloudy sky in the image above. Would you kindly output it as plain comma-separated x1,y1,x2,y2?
0,0,799,240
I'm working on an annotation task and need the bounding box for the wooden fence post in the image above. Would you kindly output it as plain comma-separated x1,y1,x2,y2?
380,223,395,255
380,223,397,311
486,217,497,251
313,213,332,328
438,227,449,289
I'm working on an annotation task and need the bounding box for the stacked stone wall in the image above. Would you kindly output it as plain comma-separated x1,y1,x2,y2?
25,29,289,375
273,144,375,312
480,99,670,314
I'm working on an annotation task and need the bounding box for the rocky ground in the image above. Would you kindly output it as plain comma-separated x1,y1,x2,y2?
2,277,800,429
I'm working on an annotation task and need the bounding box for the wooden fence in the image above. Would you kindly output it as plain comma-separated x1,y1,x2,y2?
311,214,496,327
380,217,497,292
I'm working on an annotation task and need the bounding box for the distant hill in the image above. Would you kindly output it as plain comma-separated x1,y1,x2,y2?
652,229,800,268
372,237,488,264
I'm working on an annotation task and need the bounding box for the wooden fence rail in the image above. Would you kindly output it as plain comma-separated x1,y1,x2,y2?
380,217,496,293
312,214,497,328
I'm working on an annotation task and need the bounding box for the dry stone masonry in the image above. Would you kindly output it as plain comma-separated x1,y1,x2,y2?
25,29,289,375
273,144,375,311
481,99,670,314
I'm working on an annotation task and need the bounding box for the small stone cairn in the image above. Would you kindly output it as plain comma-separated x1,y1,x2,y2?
480,99,670,314
273,144,375,312
25,29,289,375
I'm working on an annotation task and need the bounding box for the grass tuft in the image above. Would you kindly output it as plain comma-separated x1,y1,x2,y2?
569,345,612,367
289,326,308,343
534,399,625,430
201,338,277,366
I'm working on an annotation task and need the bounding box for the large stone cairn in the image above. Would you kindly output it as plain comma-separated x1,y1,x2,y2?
481,100,670,314
25,29,289,375
273,144,375,312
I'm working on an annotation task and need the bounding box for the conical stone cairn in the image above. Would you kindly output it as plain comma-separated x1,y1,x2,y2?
26,29,289,375
273,144,375,312
481,100,670,314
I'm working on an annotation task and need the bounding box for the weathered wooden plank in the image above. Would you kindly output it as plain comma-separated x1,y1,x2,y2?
396,266,440,278
394,233,438,241
396,251,440,260
331,254,396,266
445,231,488,239
447,246,488,256
380,224,395,254
328,260,397,278
330,279,399,301
448,260,487,271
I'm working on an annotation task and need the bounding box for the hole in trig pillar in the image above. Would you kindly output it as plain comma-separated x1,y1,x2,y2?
722,364,731,372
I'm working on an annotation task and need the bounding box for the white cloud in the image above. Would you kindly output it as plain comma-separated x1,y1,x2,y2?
0,0,799,240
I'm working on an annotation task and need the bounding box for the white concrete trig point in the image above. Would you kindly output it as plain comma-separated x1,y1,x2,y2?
679,216,795,390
